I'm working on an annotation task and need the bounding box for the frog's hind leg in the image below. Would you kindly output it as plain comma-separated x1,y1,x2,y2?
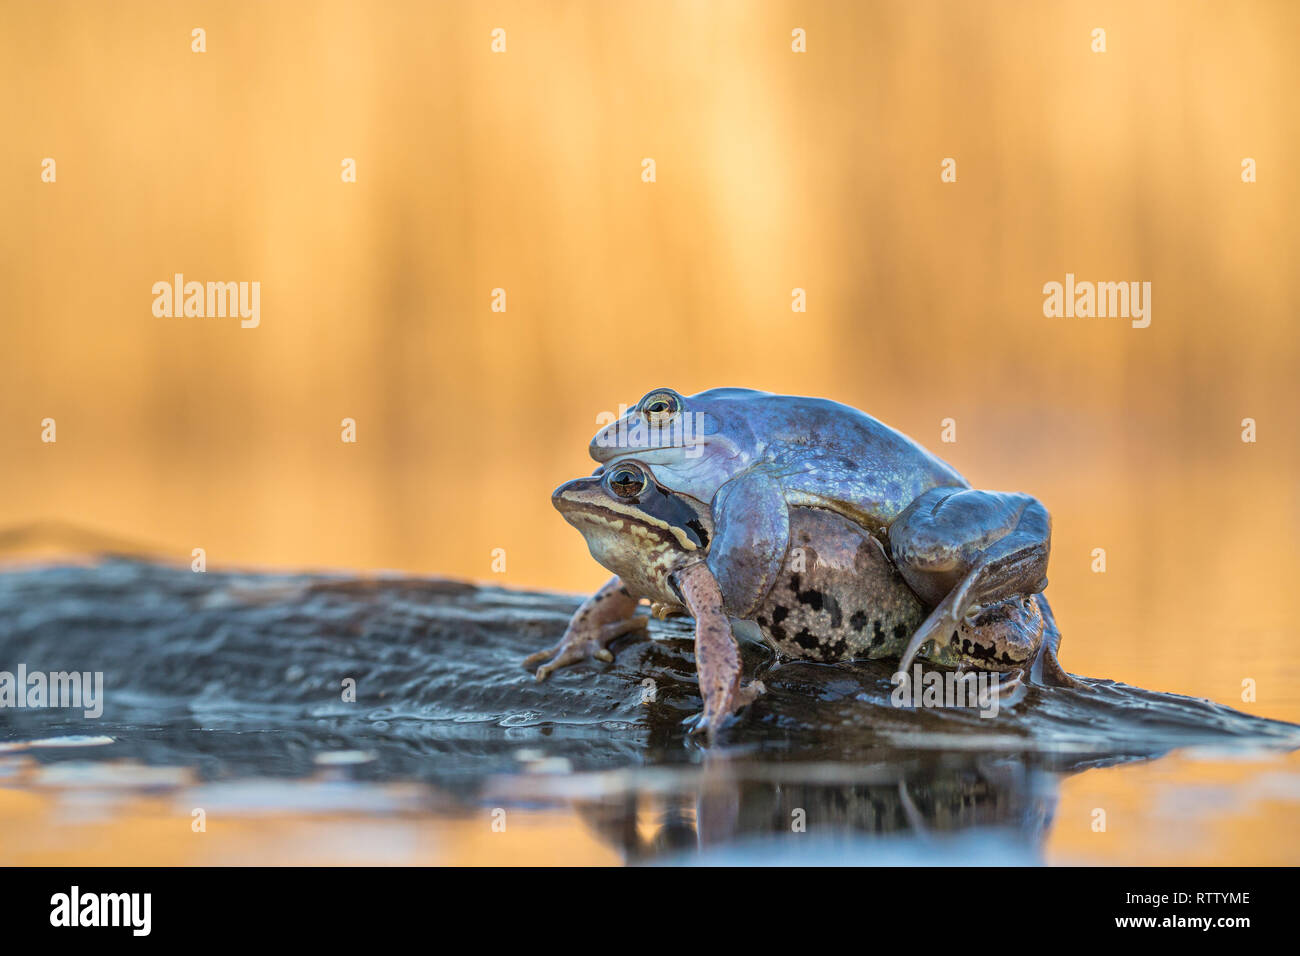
525,575,649,680
889,487,1051,674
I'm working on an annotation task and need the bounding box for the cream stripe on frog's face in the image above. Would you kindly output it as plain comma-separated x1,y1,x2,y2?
552,463,713,603
551,462,712,554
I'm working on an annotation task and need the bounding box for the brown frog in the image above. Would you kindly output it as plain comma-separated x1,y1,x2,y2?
526,460,1044,736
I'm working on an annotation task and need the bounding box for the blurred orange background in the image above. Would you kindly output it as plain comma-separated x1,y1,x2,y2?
2,0,1297,720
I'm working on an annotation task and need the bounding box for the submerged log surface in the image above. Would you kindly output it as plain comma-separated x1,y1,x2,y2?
2,558,1295,788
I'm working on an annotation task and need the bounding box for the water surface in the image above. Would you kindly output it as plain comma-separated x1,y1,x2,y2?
2,558,1296,865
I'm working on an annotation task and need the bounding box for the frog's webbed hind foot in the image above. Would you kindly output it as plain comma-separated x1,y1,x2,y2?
526,617,649,680
684,680,766,740
890,487,1052,673
525,575,648,680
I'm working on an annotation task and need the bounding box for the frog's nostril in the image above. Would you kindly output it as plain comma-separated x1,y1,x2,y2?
552,477,589,508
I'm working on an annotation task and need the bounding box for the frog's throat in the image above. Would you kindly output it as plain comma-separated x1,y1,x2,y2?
560,500,706,554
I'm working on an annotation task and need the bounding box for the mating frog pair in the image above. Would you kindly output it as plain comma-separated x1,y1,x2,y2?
525,387,1077,737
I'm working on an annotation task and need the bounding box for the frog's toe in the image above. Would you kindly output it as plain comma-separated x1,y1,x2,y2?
737,679,767,706
686,680,764,743
896,610,948,675
526,616,648,680
522,642,561,671
601,616,648,643
532,643,601,681
650,601,677,620
684,709,730,744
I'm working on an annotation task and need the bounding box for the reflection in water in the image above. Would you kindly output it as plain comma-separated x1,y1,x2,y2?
1,558,1296,865
498,753,1067,865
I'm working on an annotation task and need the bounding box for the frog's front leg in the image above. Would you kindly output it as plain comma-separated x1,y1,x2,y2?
889,487,1051,673
525,575,648,680
672,562,766,741
705,470,790,618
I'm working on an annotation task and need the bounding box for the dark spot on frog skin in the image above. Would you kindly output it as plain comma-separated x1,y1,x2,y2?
816,592,842,628
871,620,885,647
793,628,820,652
850,610,868,633
893,623,908,640
772,605,789,625
791,576,829,615
954,637,1016,666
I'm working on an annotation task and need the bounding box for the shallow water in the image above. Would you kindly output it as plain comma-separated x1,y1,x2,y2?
1,558,1298,865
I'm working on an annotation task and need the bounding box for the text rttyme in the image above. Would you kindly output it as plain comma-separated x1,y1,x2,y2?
1043,273,1151,328
593,406,707,458
0,664,104,718
152,274,260,328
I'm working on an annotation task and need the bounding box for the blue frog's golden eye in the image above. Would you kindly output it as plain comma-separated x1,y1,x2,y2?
607,464,647,499
639,390,680,424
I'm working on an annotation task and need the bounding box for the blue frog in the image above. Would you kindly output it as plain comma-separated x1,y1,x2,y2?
526,387,1077,732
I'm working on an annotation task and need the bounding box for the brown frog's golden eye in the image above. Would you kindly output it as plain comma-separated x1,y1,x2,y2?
607,465,647,499
640,390,680,424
